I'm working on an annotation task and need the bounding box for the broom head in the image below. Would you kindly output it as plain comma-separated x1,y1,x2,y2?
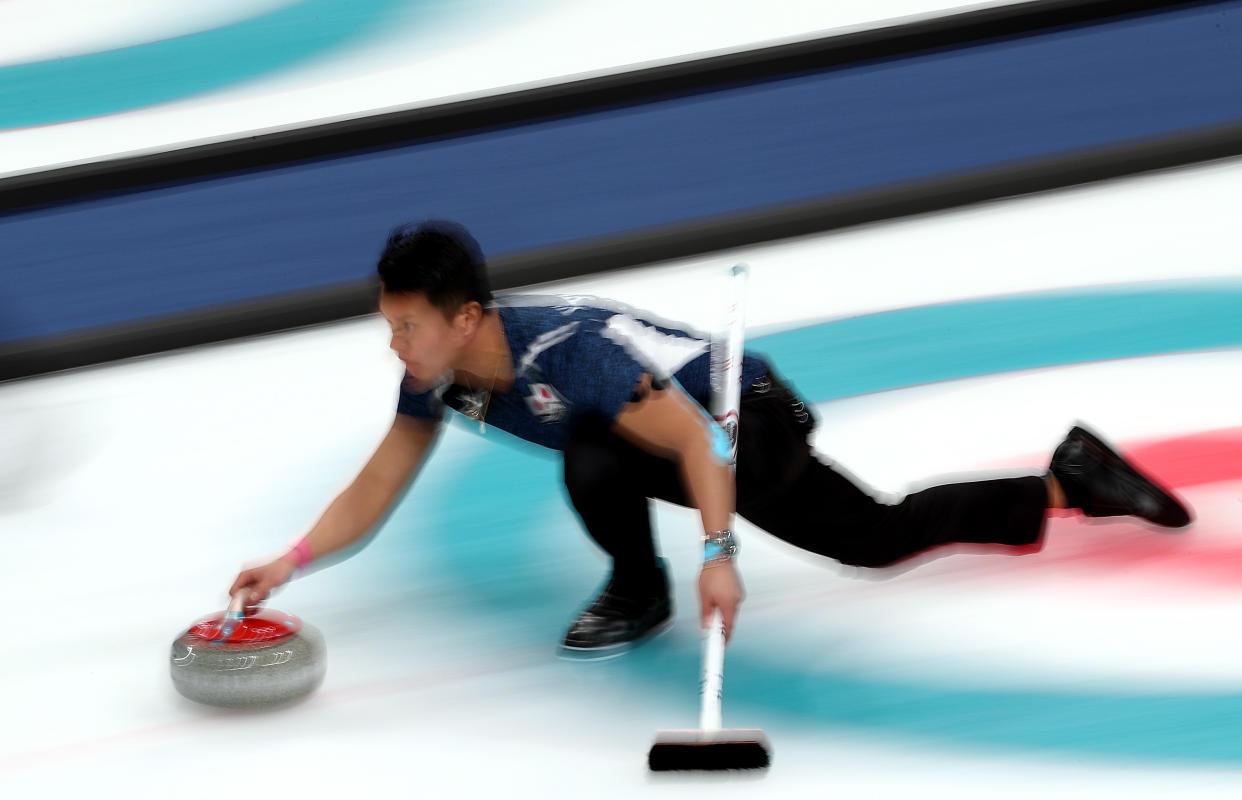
648,728,771,771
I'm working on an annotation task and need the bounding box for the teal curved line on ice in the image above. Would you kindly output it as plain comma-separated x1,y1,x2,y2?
0,0,422,129
398,279,1242,764
757,281,1242,404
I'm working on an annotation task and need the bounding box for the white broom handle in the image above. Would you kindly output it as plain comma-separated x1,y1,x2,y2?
711,264,749,463
700,264,748,731
699,608,726,731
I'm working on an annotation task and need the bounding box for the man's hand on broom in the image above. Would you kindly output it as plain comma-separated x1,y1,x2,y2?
698,559,743,643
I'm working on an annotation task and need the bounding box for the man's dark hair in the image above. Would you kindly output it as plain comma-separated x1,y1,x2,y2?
377,220,493,318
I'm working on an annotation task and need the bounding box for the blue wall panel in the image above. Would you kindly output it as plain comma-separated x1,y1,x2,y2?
3,2,1241,343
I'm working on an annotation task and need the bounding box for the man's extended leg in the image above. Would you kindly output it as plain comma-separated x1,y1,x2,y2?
740,461,1050,567
735,379,1191,566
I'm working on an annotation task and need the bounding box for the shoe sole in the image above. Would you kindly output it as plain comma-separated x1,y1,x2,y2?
556,616,675,662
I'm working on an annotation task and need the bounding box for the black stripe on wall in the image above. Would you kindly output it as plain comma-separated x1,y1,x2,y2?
0,0,1220,214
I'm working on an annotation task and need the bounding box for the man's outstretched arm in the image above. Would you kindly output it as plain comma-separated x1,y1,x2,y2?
230,413,440,604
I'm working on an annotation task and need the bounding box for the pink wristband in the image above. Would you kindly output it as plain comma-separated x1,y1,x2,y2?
285,537,313,569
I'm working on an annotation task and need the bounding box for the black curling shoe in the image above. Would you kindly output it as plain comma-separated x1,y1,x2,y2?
560,563,672,659
1050,424,1192,528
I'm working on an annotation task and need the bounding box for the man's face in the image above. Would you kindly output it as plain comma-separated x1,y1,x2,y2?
379,290,469,391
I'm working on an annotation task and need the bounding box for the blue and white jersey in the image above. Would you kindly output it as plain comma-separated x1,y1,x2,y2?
396,295,771,451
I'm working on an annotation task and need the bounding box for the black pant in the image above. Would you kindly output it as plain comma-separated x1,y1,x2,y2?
562,373,1048,589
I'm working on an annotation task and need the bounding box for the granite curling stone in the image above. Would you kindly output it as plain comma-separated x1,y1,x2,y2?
170,592,326,708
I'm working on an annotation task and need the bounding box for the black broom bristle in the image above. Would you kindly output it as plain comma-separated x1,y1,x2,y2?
648,740,771,771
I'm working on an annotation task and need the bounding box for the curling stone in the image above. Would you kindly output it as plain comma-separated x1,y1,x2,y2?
170,591,326,708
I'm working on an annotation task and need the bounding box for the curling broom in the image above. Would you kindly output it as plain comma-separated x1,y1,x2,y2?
647,263,771,772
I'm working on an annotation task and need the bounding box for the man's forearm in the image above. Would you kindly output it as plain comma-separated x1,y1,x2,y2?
679,444,735,537
294,478,395,563
288,414,437,566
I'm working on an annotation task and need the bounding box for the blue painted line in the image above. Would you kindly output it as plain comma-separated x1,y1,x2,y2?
0,0,428,129
723,659,1242,763
397,281,1242,764
755,281,1242,403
